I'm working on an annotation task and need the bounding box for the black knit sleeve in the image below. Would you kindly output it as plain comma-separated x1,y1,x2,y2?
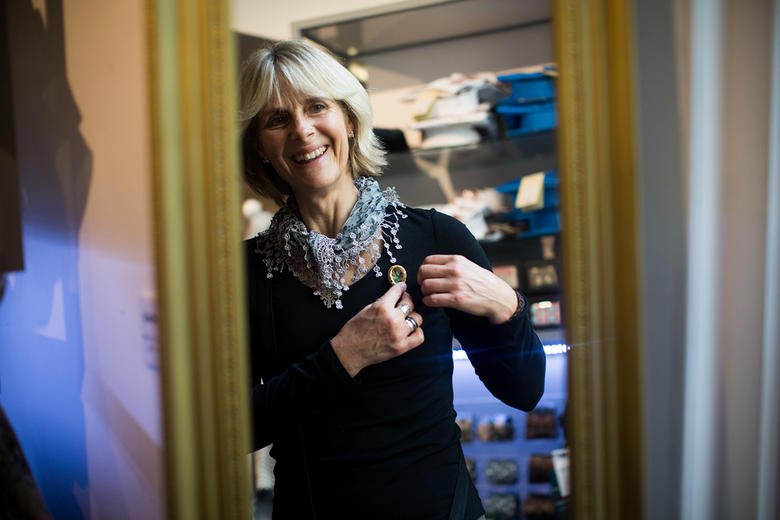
429,209,546,411
250,342,357,450
245,240,358,451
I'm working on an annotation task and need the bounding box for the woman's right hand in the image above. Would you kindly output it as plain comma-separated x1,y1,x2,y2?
330,282,424,377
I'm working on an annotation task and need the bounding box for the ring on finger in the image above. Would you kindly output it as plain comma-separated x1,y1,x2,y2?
398,303,411,318
405,316,419,333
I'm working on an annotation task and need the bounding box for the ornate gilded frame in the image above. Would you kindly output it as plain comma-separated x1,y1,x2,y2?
147,1,250,519
145,1,644,518
554,1,644,518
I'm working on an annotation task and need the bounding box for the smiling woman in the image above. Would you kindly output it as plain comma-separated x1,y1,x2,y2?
238,40,546,520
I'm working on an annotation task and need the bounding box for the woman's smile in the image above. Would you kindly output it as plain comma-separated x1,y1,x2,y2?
291,144,329,165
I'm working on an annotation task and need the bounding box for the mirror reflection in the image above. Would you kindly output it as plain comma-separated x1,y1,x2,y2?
235,3,568,519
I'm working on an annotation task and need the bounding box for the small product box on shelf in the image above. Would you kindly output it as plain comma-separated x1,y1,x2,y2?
496,171,559,213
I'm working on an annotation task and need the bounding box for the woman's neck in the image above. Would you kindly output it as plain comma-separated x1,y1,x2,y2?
295,177,359,238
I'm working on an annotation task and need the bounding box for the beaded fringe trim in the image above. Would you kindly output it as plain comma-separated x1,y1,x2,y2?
255,178,407,309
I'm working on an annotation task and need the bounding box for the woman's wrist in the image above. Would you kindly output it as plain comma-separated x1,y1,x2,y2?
329,334,361,378
488,285,524,325
507,290,526,321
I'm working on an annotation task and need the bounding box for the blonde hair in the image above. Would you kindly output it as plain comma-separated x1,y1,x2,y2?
239,40,386,205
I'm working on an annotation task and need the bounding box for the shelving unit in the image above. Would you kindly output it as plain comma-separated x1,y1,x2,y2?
454,351,567,515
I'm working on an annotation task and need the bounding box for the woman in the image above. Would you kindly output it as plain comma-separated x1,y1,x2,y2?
241,40,545,520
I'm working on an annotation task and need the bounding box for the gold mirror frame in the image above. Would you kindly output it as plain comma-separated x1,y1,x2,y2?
147,1,250,519
147,1,644,518
554,0,644,518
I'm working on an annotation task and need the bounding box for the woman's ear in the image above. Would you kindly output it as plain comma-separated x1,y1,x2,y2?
343,110,355,135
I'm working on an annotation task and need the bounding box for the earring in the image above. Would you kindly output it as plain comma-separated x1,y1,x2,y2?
261,157,270,164
348,130,355,139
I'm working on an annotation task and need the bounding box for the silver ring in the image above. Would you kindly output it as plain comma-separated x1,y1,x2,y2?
405,316,419,333
398,303,411,318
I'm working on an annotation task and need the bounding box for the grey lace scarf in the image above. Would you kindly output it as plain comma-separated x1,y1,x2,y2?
255,177,407,309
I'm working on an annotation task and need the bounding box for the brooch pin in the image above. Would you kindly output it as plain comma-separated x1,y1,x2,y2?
388,264,407,285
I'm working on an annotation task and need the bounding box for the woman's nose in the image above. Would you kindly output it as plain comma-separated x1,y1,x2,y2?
291,114,314,138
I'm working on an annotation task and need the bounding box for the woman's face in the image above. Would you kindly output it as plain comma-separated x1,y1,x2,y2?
257,91,354,199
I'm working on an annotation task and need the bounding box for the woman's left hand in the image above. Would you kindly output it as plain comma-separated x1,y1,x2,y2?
417,254,518,324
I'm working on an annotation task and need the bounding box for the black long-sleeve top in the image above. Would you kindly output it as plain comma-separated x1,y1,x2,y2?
246,207,545,520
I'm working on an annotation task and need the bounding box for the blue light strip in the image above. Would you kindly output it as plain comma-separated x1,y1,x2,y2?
452,343,569,360
542,343,570,355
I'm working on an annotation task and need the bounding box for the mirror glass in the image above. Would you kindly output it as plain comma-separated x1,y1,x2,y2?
234,2,570,518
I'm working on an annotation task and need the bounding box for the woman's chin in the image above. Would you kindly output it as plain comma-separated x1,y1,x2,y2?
288,168,352,196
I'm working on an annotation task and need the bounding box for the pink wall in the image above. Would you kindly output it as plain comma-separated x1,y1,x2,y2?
0,1,163,518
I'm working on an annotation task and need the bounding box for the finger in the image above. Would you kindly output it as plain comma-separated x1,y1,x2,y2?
397,291,414,309
376,281,407,306
410,311,423,328
418,263,452,277
417,263,454,284
402,313,424,344
401,316,418,336
422,292,461,309
422,254,458,266
400,327,425,350
395,293,414,318
420,277,458,296
404,312,423,331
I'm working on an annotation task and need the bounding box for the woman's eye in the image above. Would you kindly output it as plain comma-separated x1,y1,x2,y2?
310,102,327,113
266,113,288,127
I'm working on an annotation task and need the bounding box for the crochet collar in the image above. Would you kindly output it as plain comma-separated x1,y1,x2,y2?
256,177,407,309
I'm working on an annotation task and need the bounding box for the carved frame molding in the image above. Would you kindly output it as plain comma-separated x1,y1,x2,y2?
554,1,644,518
146,1,250,518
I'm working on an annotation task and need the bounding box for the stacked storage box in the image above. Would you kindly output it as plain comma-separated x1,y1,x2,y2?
495,67,557,136
494,170,561,239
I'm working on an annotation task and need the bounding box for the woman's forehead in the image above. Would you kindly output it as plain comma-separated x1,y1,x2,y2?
264,92,305,110
265,80,327,110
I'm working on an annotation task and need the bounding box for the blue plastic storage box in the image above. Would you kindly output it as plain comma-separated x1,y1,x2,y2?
496,102,557,135
496,71,556,103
